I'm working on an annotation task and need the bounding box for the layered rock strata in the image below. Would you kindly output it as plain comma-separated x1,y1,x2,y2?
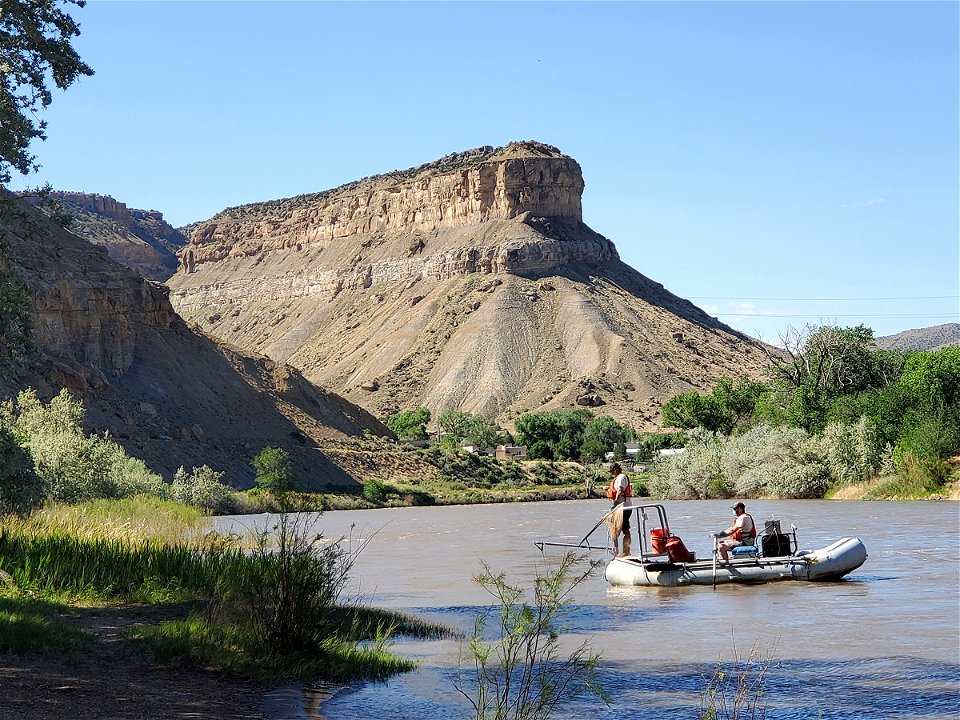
0,196,387,488
168,142,769,430
27,192,187,281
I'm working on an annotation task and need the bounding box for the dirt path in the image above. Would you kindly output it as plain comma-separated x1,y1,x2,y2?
0,605,267,720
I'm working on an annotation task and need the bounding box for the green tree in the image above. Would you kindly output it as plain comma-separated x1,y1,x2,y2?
761,324,885,432
251,446,298,494
663,377,766,435
437,410,498,449
1,0,94,185
387,406,431,441
898,345,960,414
515,409,591,458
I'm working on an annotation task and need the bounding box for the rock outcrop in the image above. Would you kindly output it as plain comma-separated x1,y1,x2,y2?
0,195,388,488
166,141,770,431
26,192,187,281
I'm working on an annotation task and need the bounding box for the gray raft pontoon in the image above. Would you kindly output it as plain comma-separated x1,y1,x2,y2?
536,503,868,588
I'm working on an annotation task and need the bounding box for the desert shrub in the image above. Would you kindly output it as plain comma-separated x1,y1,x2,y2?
453,552,606,719
4,389,166,503
726,424,828,499
171,466,235,513
362,479,390,504
650,429,726,499
810,417,884,486
211,512,355,652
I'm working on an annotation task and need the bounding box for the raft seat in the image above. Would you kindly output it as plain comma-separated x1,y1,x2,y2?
731,545,757,558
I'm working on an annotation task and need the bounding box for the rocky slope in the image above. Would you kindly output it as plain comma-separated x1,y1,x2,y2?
26,192,187,281
875,323,960,352
168,142,769,431
0,195,388,489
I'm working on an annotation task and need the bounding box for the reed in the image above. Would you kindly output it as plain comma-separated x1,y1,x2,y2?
0,524,243,601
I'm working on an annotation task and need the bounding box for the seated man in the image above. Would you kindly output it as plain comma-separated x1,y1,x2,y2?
714,502,756,561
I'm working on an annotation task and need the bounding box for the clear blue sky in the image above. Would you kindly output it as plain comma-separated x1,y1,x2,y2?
11,1,959,342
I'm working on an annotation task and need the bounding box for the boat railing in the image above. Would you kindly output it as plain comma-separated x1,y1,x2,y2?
534,502,673,559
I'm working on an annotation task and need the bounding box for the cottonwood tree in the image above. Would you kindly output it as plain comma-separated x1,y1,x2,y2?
761,324,885,432
1,0,94,185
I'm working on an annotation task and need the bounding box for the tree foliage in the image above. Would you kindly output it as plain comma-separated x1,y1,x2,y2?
437,410,498,450
0,421,43,515
387,406,431,441
3,388,166,504
1,0,94,184
515,409,633,462
251,446,298,494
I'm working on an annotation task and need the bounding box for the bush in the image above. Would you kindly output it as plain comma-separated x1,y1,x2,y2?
652,425,831,500
171,466,236,513
362,479,390,504
650,428,726,499
810,417,883,486
4,389,166,504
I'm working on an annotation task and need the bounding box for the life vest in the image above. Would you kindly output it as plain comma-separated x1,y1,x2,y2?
731,513,756,542
605,474,632,500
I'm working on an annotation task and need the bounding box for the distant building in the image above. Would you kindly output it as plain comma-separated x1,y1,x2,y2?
658,448,687,458
496,445,527,460
462,445,492,455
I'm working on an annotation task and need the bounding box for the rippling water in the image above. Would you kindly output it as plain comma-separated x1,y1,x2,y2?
213,499,960,719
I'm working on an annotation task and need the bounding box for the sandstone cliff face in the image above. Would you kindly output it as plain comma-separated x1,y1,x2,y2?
0,197,388,488
181,142,584,269
168,142,769,431
28,192,187,281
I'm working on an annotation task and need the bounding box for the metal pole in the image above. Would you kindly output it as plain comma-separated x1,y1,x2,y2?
712,536,718,591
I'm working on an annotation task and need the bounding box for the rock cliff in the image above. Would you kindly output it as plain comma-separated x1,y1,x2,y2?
0,195,388,488
27,192,187,281
168,141,770,431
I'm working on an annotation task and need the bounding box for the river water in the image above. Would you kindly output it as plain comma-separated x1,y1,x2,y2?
212,499,960,720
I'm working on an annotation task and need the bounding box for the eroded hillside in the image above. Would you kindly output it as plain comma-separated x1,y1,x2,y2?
168,142,768,431
0,195,389,489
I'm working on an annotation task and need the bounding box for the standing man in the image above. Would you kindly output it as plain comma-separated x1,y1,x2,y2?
714,501,756,561
606,462,632,556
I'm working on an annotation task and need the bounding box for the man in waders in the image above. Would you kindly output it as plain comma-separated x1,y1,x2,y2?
607,463,632,557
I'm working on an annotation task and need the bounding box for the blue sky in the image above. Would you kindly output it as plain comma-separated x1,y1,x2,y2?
11,1,959,341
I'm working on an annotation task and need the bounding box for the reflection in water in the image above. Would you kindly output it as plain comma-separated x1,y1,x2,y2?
227,500,960,719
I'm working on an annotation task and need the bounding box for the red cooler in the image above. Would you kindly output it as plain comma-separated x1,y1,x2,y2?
665,535,693,563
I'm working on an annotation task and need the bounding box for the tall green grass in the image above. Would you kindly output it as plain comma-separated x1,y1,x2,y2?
0,498,456,683
0,524,244,601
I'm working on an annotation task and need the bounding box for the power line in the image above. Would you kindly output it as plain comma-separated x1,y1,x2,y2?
713,312,958,319
689,295,959,301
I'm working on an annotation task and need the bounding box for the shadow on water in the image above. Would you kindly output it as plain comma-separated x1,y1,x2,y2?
265,656,960,720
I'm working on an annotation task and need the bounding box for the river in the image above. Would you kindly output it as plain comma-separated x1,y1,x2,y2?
212,499,960,720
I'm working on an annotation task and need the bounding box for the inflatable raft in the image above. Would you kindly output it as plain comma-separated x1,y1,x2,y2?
536,503,868,588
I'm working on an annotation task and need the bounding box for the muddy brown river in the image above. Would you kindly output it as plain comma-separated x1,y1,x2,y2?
214,499,960,719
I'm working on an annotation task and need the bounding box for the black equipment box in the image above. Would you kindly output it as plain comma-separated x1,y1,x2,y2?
761,533,792,557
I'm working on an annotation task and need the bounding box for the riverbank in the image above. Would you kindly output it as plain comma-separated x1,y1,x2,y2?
0,602,265,720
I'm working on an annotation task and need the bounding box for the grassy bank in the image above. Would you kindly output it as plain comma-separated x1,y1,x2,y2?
0,498,454,684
